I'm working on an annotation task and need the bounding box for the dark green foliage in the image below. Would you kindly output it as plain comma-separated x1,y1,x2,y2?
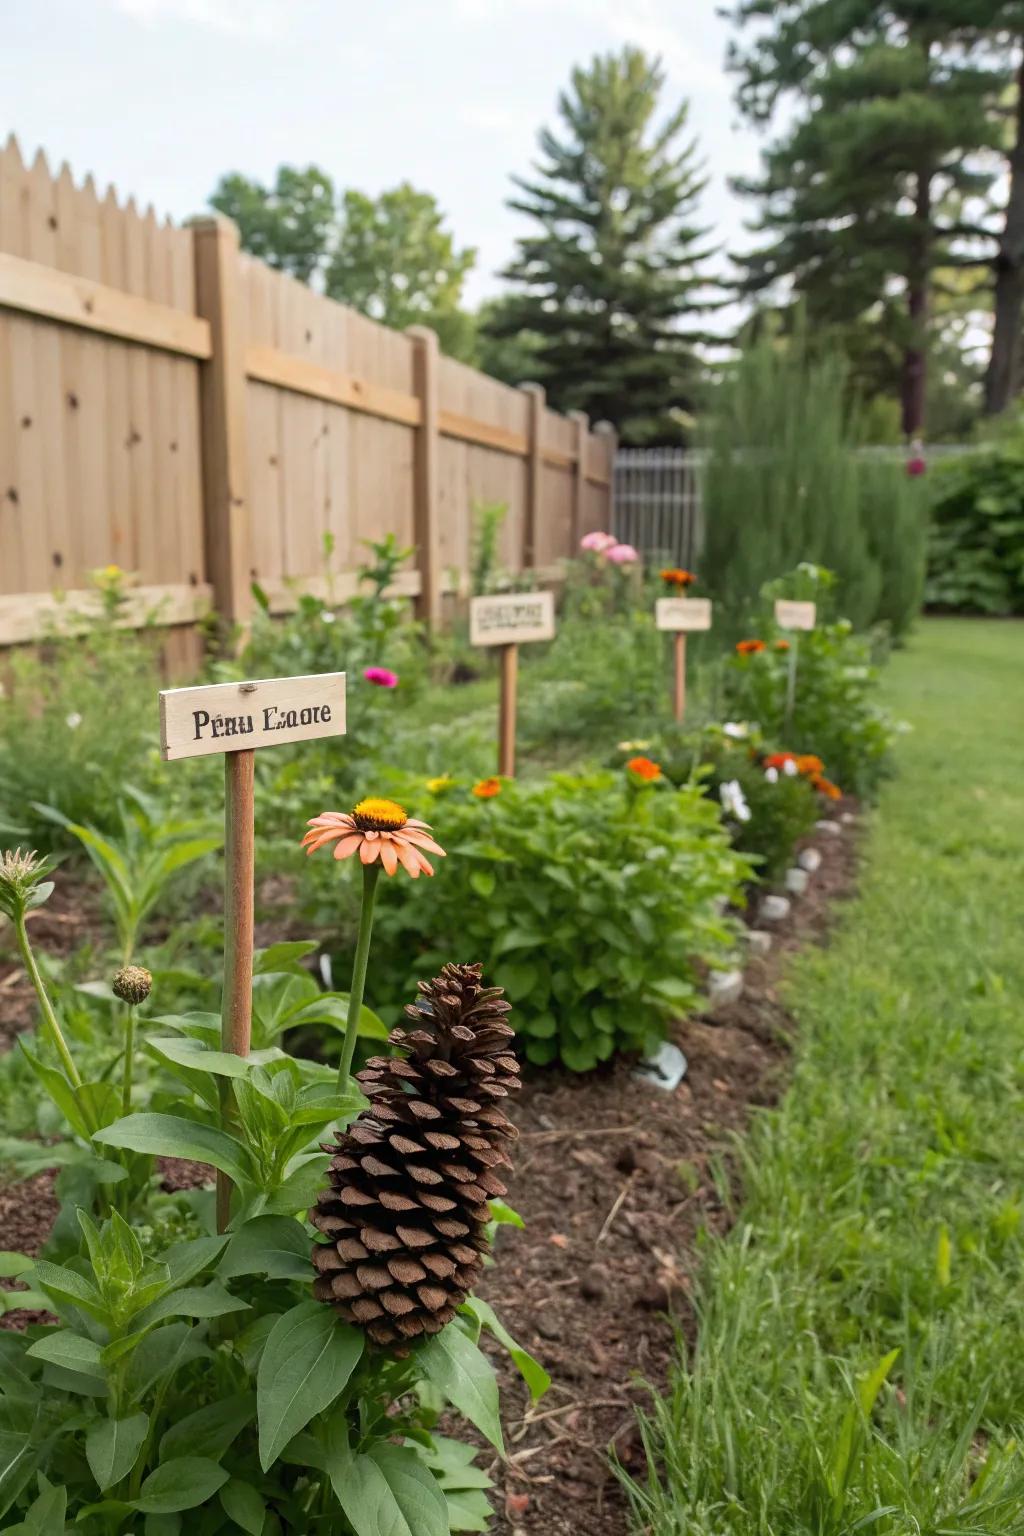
701,327,882,632
856,458,929,638
343,772,750,1071
722,620,897,798
723,0,1010,432
483,48,715,444
925,437,1024,612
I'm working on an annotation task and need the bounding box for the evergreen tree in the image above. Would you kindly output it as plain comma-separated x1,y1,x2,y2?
482,48,716,444
724,2,1008,436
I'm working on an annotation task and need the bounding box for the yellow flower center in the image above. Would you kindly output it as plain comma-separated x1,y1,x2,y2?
352,796,408,832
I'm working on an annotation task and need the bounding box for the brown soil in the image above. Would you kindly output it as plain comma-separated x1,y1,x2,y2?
0,878,107,1048
466,807,861,1536
0,810,861,1535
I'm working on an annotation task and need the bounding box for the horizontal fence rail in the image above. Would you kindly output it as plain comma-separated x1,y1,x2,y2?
0,137,616,663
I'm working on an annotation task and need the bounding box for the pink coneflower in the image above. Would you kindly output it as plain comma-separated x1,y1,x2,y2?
580,531,618,552
302,798,445,878
606,543,639,565
364,666,398,688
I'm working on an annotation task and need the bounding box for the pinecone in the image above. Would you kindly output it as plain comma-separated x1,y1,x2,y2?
310,963,520,1348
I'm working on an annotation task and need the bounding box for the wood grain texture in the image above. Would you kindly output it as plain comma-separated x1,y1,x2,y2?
656,597,713,632
470,589,555,647
159,671,347,761
0,582,212,645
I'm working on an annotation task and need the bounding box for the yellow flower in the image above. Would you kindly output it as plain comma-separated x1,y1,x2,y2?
426,775,454,794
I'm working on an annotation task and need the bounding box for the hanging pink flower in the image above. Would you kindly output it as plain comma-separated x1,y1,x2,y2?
606,542,639,565
364,666,398,688
580,530,618,552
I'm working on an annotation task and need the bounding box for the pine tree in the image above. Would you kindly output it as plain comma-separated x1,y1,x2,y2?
482,48,716,444
724,2,1008,436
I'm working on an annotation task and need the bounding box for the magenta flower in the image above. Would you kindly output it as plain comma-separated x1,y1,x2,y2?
580,530,617,553
364,666,398,688
607,542,639,565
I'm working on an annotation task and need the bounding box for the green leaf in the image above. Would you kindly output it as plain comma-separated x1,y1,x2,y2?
86,1413,149,1491
261,1155,332,1216
133,1457,229,1514
147,1036,286,1080
257,1301,363,1471
25,1329,103,1375
0,1253,35,1280
326,1430,449,1536
93,1113,254,1186
160,1395,255,1463
462,1297,550,1401
17,1041,91,1140
20,1481,68,1535
253,941,319,975
219,1216,311,1281
498,960,538,1002
417,1325,504,1452
132,1281,251,1329
468,869,496,899
487,1199,525,1230
446,1488,493,1531
219,1477,266,1535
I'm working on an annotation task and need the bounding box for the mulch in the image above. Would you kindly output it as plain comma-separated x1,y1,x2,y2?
0,809,862,1536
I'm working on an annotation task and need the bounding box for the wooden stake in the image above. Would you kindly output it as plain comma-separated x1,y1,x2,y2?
498,642,518,777
785,634,799,735
673,632,687,723
217,747,255,1232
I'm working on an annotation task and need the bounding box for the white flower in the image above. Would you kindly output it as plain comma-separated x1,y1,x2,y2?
66,712,82,730
765,766,779,784
719,779,751,823
783,758,798,777
722,721,749,740
320,610,337,625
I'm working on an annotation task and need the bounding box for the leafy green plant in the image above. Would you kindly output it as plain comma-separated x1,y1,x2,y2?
38,791,222,964
0,841,544,1532
346,770,750,1070
721,575,897,799
0,581,167,853
470,500,508,596
925,435,1024,614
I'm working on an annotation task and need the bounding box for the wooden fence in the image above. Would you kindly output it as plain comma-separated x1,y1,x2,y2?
0,138,615,670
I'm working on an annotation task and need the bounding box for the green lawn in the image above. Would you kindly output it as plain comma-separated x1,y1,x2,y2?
625,619,1024,1534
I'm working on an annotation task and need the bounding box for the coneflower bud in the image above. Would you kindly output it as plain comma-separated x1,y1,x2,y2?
112,965,152,1005
0,849,52,922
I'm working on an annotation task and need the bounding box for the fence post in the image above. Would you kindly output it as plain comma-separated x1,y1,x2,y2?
189,214,251,629
407,326,442,629
568,409,589,548
594,420,618,533
520,382,545,570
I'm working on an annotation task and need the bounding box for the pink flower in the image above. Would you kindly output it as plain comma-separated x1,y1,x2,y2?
364,666,398,688
606,543,639,565
580,530,618,553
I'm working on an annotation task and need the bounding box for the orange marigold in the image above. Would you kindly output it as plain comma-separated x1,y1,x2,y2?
811,773,842,800
660,568,696,588
774,639,791,652
795,754,824,776
472,777,502,799
626,755,662,782
735,639,766,655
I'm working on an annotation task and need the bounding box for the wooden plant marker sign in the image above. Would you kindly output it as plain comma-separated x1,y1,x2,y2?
469,591,555,776
656,597,712,723
773,600,817,729
159,673,347,1228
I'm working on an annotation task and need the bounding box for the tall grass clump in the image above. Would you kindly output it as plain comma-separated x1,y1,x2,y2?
856,456,929,639
701,325,881,633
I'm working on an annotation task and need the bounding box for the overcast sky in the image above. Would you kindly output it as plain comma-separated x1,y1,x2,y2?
3,0,765,306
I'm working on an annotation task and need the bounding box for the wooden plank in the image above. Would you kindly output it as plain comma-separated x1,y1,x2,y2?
246,343,422,427
0,581,213,645
191,216,251,625
408,326,441,628
569,410,589,547
470,589,555,647
99,185,136,570
0,249,211,358
260,567,421,613
159,671,346,761
656,597,713,632
439,407,528,456
520,383,545,568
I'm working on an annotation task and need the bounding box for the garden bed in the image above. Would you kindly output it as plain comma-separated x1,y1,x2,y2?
0,798,860,1532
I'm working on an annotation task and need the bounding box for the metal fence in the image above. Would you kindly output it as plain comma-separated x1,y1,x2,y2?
612,448,704,567
612,443,973,566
